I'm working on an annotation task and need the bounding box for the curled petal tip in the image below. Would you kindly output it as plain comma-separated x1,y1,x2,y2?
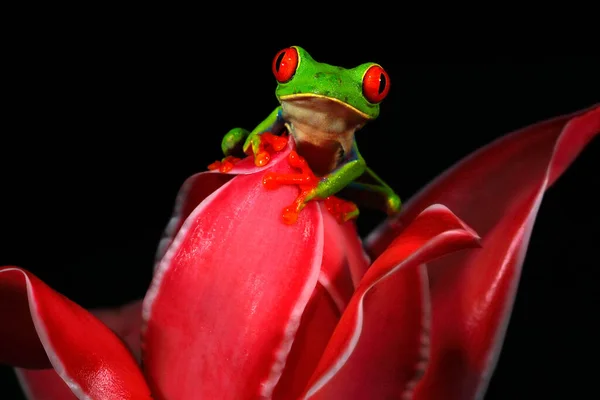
0,267,152,399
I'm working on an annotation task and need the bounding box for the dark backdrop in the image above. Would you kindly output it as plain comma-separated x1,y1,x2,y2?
1,27,599,399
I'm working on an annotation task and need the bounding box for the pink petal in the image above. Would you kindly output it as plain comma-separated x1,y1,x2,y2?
366,105,599,399
272,206,369,399
154,137,294,266
0,267,152,399
305,205,481,399
142,157,325,399
15,300,145,400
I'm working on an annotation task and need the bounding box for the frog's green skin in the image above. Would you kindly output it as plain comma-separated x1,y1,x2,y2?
221,46,401,215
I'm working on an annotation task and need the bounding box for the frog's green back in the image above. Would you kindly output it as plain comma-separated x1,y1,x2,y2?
274,46,389,119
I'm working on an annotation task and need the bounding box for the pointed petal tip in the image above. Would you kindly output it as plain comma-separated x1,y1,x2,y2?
0,266,152,399
419,203,480,237
404,203,482,249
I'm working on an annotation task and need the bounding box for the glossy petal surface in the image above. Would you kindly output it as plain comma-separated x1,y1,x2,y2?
142,155,324,400
0,268,152,399
367,105,599,399
154,138,294,265
305,205,480,399
15,368,77,400
273,206,368,399
14,300,145,400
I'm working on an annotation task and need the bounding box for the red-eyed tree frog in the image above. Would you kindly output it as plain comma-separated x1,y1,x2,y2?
220,46,401,221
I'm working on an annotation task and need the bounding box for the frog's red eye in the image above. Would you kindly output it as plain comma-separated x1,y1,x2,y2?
362,65,390,104
272,47,299,83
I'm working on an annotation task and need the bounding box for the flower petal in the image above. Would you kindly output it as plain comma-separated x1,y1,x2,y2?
142,157,324,399
272,284,339,400
14,368,77,400
317,204,370,313
272,206,369,399
91,300,144,363
0,267,152,399
366,105,599,399
14,300,145,400
154,138,294,266
304,205,481,399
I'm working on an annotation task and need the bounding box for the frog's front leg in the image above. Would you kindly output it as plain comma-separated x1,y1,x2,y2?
221,127,250,158
263,148,366,224
217,107,287,169
241,106,287,166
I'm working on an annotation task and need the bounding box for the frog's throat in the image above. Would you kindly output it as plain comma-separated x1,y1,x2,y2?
279,93,372,120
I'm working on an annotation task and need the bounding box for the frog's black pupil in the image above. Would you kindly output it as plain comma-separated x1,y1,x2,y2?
378,73,386,94
275,52,286,72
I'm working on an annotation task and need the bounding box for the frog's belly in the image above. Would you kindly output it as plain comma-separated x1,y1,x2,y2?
281,98,363,176
292,134,342,176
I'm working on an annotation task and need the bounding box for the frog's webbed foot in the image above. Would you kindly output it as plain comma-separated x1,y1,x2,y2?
245,132,288,167
208,156,242,173
263,151,317,224
263,151,358,224
323,196,360,223
213,131,287,172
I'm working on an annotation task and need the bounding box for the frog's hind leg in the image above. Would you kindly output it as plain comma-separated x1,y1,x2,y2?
263,150,364,224
347,167,401,215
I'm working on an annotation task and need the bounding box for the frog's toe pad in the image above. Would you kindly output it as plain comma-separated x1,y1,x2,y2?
387,194,402,215
324,196,359,224
255,151,271,167
208,156,241,173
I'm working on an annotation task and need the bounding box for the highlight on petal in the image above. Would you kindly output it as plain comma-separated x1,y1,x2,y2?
15,300,145,400
305,205,481,400
154,135,294,267
142,156,325,400
0,267,152,399
366,104,599,399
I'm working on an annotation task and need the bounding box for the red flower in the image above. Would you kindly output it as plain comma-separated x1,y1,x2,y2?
1,105,598,399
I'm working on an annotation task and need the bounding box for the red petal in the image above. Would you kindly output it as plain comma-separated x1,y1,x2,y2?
0,267,152,399
317,204,370,313
366,105,599,399
14,300,145,400
154,137,294,266
272,206,369,399
91,300,144,363
305,205,481,399
142,158,324,399
272,285,339,400
14,368,77,400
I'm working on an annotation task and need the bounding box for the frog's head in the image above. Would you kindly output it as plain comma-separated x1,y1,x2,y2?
273,46,390,121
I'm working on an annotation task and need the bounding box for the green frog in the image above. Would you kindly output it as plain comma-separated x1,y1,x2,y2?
220,46,400,223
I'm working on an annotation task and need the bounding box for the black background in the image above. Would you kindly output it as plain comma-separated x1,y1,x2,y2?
1,22,599,399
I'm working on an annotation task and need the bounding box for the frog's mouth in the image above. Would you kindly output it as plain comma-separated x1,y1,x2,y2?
279,94,368,176
279,93,371,120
